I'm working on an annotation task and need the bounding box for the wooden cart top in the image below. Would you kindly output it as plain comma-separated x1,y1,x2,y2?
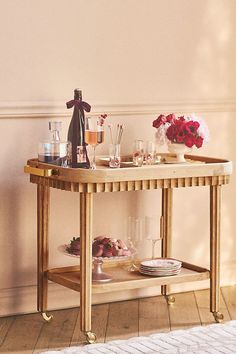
25,154,232,193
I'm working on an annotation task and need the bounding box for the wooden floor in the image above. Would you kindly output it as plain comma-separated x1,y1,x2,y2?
0,286,236,353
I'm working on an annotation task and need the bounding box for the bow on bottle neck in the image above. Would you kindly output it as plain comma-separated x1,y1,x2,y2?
66,99,91,113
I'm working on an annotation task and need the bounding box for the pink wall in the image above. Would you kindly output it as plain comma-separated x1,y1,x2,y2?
0,0,235,315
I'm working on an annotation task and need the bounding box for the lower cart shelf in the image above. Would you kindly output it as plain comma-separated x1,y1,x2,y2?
47,261,210,294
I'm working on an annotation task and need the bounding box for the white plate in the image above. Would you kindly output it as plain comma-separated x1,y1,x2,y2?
58,244,135,262
139,268,181,274
141,258,182,269
140,272,181,277
139,269,181,277
140,264,181,270
140,266,181,272
140,263,182,270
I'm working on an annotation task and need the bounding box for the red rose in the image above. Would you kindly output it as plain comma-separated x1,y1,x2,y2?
193,121,200,129
184,135,195,148
166,125,176,141
166,113,176,123
176,131,185,143
152,114,166,129
195,136,203,148
184,121,200,135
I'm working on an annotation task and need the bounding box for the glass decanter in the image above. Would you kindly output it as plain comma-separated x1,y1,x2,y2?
38,121,70,167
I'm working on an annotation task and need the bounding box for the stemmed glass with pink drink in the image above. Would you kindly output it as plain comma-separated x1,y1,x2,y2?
85,116,106,169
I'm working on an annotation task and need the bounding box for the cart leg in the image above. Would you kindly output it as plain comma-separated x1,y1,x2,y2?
161,188,175,305
210,185,224,323
80,193,96,343
37,185,53,322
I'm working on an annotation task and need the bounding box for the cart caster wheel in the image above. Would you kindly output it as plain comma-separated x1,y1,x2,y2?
166,295,175,305
42,312,53,322
213,311,224,323
86,331,97,344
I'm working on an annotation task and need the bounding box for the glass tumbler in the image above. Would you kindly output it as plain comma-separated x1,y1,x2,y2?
126,216,143,271
133,140,144,167
145,141,155,165
109,144,121,168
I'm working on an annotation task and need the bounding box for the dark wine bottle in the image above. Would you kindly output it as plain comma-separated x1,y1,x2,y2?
66,88,91,168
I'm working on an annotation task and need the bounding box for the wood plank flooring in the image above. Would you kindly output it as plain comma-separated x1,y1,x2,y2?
0,286,236,353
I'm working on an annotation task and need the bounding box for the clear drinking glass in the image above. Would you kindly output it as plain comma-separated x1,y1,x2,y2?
109,144,121,168
85,117,104,170
154,143,162,164
126,216,143,271
145,141,155,165
145,216,161,259
133,140,144,167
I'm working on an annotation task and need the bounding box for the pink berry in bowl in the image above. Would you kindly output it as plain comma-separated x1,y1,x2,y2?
103,248,113,257
92,244,104,257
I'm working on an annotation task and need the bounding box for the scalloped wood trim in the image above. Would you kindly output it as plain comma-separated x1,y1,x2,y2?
30,174,230,193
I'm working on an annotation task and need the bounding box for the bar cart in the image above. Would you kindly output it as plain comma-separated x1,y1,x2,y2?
24,154,232,343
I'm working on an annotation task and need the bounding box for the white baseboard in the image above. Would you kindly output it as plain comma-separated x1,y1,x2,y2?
1,261,235,317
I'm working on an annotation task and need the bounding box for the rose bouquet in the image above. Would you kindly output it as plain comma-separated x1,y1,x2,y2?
152,113,209,148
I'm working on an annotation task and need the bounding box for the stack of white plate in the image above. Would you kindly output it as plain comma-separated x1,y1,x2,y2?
139,258,182,277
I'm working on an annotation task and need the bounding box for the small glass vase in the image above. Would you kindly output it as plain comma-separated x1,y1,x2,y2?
168,143,190,163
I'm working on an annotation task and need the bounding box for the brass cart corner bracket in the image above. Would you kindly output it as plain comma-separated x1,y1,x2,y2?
24,165,59,177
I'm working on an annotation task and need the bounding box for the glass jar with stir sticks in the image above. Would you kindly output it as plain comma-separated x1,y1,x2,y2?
108,123,124,168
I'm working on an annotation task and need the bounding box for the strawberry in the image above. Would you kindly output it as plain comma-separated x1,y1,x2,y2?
67,237,80,255
102,237,111,245
112,246,118,256
103,248,113,257
92,244,104,257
